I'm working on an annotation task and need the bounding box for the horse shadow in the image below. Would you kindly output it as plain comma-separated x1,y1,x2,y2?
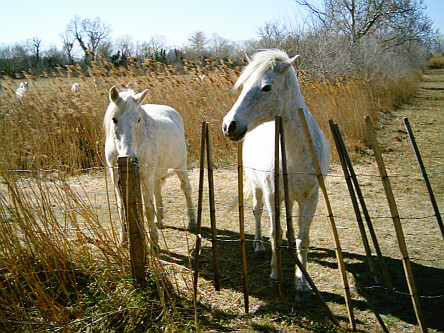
157,224,444,331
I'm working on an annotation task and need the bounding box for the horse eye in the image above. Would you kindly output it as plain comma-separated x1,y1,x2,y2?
261,84,272,92
112,117,118,124
137,118,141,123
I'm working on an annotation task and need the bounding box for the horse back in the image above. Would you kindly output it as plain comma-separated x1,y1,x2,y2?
140,104,187,172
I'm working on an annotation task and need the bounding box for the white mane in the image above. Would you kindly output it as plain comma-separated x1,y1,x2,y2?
234,49,290,90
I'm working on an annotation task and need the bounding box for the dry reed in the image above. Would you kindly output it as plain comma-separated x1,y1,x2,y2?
0,56,424,330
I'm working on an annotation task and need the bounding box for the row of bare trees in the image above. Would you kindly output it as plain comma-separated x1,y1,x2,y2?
1,0,443,78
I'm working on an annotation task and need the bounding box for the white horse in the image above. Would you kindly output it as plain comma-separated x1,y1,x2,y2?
104,86,197,246
15,81,28,99
222,49,330,301
71,82,80,95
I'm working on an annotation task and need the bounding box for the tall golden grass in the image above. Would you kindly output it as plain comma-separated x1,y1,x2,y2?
428,53,444,69
0,56,423,330
0,57,422,171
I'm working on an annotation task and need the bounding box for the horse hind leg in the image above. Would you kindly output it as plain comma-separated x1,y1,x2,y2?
295,190,320,302
252,187,265,259
176,169,197,231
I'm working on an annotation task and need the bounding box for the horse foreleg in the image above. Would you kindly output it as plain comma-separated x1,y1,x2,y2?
140,174,158,247
154,178,164,228
265,191,282,284
252,187,265,258
285,200,296,249
295,189,319,302
176,169,197,231
111,168,128,246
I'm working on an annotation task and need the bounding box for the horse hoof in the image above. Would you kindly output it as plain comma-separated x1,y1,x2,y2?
269,279,279,290
186,221,197,232
149,243,160,253
254,250,266,259
295,290,311,303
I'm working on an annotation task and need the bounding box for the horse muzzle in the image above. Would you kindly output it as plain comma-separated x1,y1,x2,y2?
222,119,247,141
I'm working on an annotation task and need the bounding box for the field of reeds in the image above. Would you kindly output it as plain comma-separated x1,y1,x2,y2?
0,56,423,172
0,56,433,332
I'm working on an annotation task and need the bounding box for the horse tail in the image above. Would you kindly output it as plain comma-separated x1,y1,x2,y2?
226,180,252,213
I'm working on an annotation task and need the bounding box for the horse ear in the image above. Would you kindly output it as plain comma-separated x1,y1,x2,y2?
290,54,300,64
281,55,300,74
135,89,149,106
109,86,119,103
244,52,253,63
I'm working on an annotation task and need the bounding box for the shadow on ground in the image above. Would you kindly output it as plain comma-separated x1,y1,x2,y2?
159,224,444,331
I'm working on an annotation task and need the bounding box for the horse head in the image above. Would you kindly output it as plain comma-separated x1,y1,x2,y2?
105,86,148,163
222,50,299,141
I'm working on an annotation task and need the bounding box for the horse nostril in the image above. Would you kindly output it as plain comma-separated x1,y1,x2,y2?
228,121,237,133
223,123,228,133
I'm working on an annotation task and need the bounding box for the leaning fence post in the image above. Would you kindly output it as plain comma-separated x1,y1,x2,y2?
279,117,338,326
403,117,444,239
365,116,427,333
193,121,206,305
206,123,221,291
330,121,393,296
274,117,287,309
237,141,249,313
329,120,379,283
298,109,355,330
117,155,146,285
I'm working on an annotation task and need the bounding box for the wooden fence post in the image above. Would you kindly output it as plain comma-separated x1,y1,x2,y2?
365,116,427,333
117,155,146,285
298,109,355,330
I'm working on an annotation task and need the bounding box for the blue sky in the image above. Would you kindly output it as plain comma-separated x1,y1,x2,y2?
0,0,443,50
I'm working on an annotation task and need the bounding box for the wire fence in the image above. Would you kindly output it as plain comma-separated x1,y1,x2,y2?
1,159,443,306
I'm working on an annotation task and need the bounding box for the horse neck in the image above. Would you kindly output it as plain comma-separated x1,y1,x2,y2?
279,72,307,138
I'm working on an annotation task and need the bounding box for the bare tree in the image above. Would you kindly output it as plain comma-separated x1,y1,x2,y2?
257,21,287,49
209,33,236,59
295,0,435,49
31,37,42,62
61,31,75,64
187,31,208,62
81,17,112,58
66,16,112,62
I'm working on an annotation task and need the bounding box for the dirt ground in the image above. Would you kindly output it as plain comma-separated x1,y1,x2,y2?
64,69,444,332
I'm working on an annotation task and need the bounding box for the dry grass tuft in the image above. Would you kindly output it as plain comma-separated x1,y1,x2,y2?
428,53,444,69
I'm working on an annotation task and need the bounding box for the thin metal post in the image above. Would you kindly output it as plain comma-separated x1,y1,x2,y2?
331,121,393,295
193,121,207,304
329,120,378,283
274,116,287,309
280,117,338,326
206,123,220,291
404,117,443,239
237,141,249,313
